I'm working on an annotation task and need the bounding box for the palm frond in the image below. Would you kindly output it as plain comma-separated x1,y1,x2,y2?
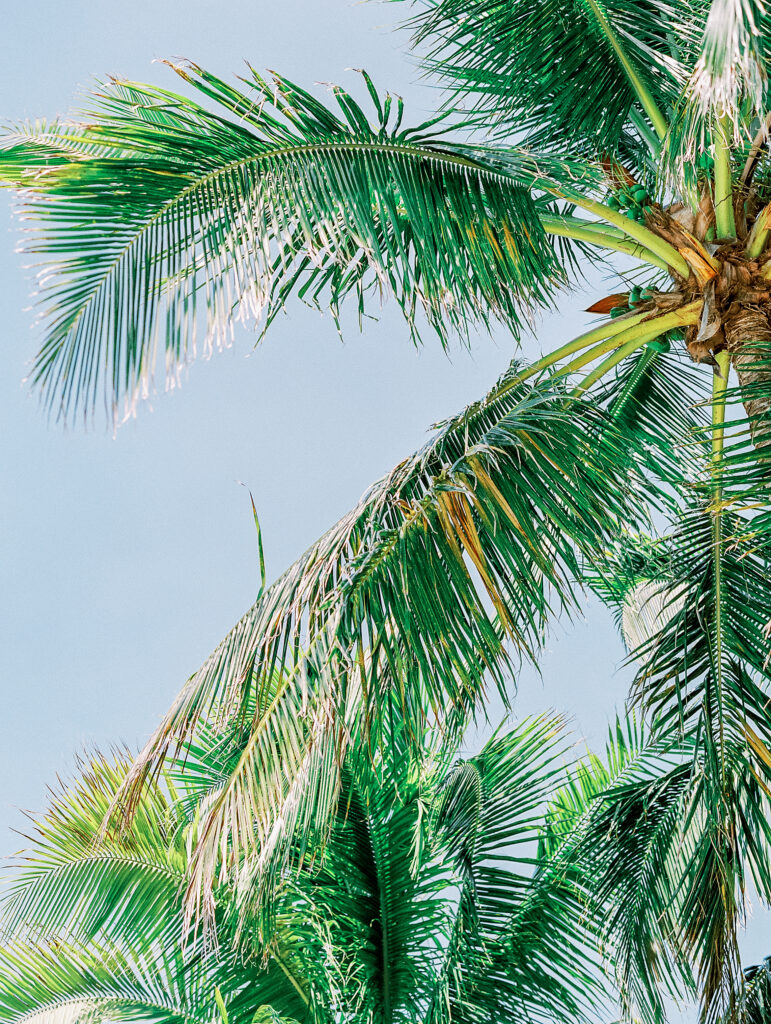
0,938,215,1024
584,372,771,1019
428,715,603,1024
688,0,771,126
0,932,304,1024
108,366,644,929
732,956,771,1024
594,344,711,484
578,742,698,1022
659,0,771,190
537,716,698,1024
241,712,607,1024
540,714,648,857
1,65,567,424
0,753,310,1024
1,712,620,1024
0,752,186,950
291,728,446,1022
402,0,692,158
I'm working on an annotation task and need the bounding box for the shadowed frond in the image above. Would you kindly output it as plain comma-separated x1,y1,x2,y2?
583,373,771,1020
402,0,692,158
576,741,698,1022
539,718,698,1024
428,716,603,1024
732,956,771,1024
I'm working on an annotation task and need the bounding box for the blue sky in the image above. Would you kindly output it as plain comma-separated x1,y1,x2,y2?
0,0,767,985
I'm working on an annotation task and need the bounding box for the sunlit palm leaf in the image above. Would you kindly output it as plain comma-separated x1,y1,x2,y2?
0,753,186,950
688,0,771,124
0,932,305,1024
0,755,310,1024
109,368,642,926
0,938,216,1024
1,65,566,423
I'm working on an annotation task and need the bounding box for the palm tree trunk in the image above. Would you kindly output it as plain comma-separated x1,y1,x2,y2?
724,305,771,446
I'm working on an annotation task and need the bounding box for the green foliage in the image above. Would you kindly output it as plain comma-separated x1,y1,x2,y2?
1,66,569,423
0,715,606,1024
403,0,689,159
579,370,771,1020
109,366,653,933
6,1,771,1022
0,757,306,1024
733,957,771,1023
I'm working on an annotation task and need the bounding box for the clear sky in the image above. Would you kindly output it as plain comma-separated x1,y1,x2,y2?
0,0,767,991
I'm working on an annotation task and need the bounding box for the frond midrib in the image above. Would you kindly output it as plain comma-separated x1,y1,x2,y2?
4,848,185,894
9,988,209,1024
31,132,525,362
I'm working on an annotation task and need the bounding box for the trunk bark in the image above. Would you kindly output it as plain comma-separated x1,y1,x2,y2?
724,305,771,446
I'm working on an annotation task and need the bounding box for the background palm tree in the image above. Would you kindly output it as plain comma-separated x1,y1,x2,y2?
4,0,771,1019
0,713,614,1024
731,958,771,1023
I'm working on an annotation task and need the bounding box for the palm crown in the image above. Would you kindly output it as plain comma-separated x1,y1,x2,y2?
4,0,771,1020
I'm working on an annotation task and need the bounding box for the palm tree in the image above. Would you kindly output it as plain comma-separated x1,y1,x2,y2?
731,957,771,1022
0,713,610,1024
4,0,771,1018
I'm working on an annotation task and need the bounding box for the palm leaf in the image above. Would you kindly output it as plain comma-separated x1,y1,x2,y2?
108,366,643,929
539,717,697,1024
0,938,215,1024
1,65,564,423
1,752,186,949
685,0,771,129
732,956,771,1024
428,715,603,1024
402,0,693,158
584,384,771,1019
0,753,309,1024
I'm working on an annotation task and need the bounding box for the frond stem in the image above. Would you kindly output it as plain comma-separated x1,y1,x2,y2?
540,214,671,270
710,349,731,781
513,309,654,387
272,948,312,1008
494,307,699,407
571,303,703,393
711,350,730,501
561,196,690,277
583,0,669,140
713,118,737,240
